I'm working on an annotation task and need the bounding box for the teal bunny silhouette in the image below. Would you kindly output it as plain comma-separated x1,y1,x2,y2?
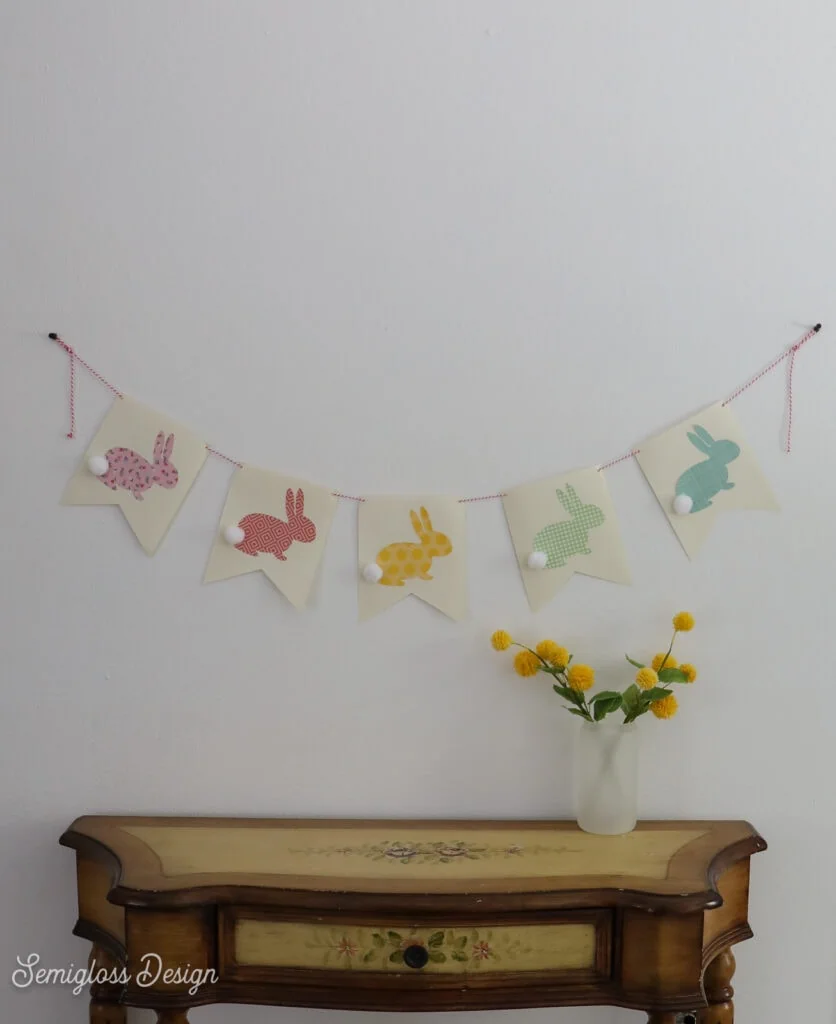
675,425,740,512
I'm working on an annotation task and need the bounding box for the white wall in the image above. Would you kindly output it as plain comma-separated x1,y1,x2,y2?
2,2,835,1022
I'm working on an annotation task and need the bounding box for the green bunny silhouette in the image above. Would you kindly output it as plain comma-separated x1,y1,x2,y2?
532,484,605,568
675,425,740,513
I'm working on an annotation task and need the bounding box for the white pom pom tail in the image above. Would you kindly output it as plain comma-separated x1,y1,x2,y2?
87,455,109,476
527,550,548,570
672,494,694,516
362,562,383,583
223,525,246,545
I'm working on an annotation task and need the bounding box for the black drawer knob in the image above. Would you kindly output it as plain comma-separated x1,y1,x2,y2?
403,944,429,969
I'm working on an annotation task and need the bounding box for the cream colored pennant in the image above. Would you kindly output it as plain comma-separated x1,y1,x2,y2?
636,402,779,558
61,396,208,555
204,467,337,609
503,467,631,611
358,496,468,621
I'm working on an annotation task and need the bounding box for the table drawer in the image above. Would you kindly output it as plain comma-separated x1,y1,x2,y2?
220,909,612,982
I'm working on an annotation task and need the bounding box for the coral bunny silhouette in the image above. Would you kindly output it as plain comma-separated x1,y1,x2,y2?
234,488,316,560
99,431,178,501
374,506,453,586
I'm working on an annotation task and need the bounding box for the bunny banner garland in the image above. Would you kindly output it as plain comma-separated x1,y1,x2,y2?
503,468,631,611
636,402,779,558
62,397,208,554
51,325,822,617
204,467,338,608
358,497,468,621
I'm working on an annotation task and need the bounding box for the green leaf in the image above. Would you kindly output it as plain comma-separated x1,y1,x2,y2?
428,951,446,963
658,667,689,683
590,690,623,704
621,684,640,711
372,933,385,947
387,931,402,943
428,931,444,948
363,949,376,962
566,707,590,719
553,683,584,708
593,694,623,720
456,935,468,949
642,687,672,702
451,950,468,962
625,655,645,669
389,950,404,963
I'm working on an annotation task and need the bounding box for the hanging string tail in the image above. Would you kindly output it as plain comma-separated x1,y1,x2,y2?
49,332,124,440
722,323,821,454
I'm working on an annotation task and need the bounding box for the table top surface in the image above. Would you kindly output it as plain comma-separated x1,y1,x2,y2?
61,816,764,912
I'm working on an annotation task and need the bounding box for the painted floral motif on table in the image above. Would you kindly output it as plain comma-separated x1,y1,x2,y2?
290,838,559,864
305,927,530,969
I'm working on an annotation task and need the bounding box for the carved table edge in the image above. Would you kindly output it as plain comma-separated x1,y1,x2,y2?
59,827,766,916
702,923,753,968
115,981,708,1014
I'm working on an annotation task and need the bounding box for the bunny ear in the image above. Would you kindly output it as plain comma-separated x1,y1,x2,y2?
420,506,433,533
295,488,304,514
564,484,582,510
153,431,165,461
286,488,295,518
687,431,712,455
693,425,715,446
163,433,175,460
555,488,569,510
410,509,424,538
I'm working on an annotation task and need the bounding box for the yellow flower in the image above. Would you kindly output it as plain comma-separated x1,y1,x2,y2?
567,664,595,692
680,663,698,683
672,611,695,632
513,650,541,677
650,693,679,719
635,667,658,691
491,630,513,651
651,652,677,672
536,640,570,668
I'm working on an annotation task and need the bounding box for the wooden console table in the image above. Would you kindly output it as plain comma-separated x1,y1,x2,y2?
60,817,765,1023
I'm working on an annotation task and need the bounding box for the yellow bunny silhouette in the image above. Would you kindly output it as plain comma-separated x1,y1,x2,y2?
374,507,453,586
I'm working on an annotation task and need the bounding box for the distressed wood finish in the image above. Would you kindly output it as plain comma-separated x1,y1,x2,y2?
60,816,764,1020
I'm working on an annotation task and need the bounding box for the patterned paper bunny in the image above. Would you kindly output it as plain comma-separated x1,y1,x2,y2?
532,484,605,568
100,431,178,501
374,507,453,586
675,425,740,513
234,488,316,560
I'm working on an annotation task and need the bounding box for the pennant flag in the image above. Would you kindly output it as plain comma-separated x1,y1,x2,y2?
503,467,631,611
204,467,337,609
636,402,778,558
358,496,468,621
62,396,208,554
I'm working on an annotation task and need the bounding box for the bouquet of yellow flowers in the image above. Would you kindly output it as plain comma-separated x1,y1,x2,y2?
491,612,697,724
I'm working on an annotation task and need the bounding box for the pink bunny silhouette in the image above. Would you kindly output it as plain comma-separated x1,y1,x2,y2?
99,432,178,501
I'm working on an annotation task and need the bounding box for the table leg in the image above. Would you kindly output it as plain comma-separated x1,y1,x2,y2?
699,947,735,1023
155,1012,191,1023
88,945,126,1024
646,1014,678,1023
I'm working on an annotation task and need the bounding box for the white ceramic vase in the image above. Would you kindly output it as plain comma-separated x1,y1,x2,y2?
574,719,638,835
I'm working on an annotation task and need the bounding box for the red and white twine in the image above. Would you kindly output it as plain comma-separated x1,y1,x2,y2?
722,323,820,453
48,324,822,499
